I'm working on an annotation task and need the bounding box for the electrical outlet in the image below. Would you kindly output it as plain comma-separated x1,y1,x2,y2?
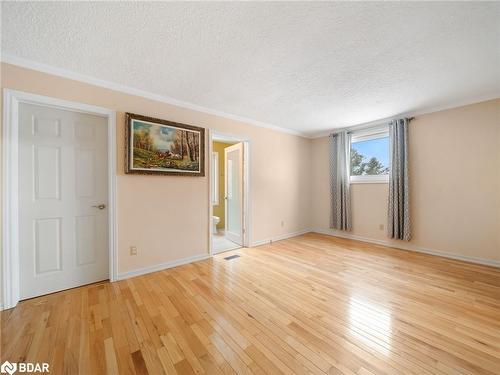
379,224,384,231
281,220,285,227
130,246,138,255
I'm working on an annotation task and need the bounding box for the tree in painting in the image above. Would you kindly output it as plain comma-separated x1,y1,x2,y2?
132,121,200,172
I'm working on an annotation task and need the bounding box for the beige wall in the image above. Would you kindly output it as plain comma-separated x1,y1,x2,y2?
312,99,500,262
1,61,498,282
1,63,312,275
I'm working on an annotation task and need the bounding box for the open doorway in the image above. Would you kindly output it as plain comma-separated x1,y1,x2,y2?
210,133,249,254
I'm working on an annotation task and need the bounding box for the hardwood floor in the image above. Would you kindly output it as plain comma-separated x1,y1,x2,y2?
2,233,500,374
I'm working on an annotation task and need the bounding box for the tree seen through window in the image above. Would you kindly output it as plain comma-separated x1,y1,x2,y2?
350,137,389,176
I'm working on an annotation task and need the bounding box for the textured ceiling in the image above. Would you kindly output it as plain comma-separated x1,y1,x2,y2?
2,2,499,136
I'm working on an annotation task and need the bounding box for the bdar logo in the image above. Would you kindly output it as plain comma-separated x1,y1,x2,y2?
0,361,17,375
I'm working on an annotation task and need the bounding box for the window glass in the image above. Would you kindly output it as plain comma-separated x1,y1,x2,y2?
350,137,389,176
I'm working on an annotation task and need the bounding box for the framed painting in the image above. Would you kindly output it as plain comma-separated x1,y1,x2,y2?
125,113,205,176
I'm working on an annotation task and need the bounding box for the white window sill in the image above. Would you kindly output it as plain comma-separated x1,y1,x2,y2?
350,176,389,184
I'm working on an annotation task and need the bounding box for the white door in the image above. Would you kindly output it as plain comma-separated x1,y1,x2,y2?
224,143,244,245
19,103,109,300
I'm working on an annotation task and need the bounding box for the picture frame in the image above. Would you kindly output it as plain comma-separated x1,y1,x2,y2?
125,113,205,176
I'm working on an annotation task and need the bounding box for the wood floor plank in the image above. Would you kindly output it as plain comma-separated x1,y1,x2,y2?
2,233,499,374
104,337,120,375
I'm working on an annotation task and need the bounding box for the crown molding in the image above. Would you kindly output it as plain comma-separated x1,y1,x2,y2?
2,53,498,140
1,53,309,138
309,93,500,139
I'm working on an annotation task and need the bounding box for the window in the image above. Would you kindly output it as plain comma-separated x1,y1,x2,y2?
350,127,390,183
211,152,219,204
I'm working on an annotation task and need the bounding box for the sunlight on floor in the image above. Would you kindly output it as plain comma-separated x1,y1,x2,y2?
348,296,393,356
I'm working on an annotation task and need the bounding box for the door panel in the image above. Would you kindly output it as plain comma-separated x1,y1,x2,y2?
75,148,95,197
34,145,61,199
224,143,244,245
33,116,61,137
34,218,62,274
75,215,97,266
19,103,109,300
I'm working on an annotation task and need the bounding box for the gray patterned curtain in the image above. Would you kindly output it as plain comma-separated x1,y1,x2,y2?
388,118,411,240
330,131,351,231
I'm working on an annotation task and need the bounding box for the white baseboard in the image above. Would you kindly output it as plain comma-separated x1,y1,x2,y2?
116,229,310,280
115,228,499,281
313,228,500,268
116,253,211,280
251,229,312,247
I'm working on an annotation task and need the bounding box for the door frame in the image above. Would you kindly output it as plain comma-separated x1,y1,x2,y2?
208,131,251,255
2,89,118,310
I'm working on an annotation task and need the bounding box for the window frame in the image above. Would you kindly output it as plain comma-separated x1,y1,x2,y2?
349,126,390,184
211,151,219,205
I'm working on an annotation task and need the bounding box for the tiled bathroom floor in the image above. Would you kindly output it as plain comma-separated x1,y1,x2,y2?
213,233,241,253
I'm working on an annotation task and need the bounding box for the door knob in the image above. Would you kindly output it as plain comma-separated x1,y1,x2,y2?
92,204,106,210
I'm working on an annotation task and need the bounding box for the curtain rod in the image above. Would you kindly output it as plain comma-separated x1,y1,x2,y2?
342,116,415,135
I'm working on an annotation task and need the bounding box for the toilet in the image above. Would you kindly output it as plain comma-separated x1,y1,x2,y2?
212,216,220,234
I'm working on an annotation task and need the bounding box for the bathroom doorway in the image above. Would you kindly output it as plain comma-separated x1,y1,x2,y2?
209,133,250,255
